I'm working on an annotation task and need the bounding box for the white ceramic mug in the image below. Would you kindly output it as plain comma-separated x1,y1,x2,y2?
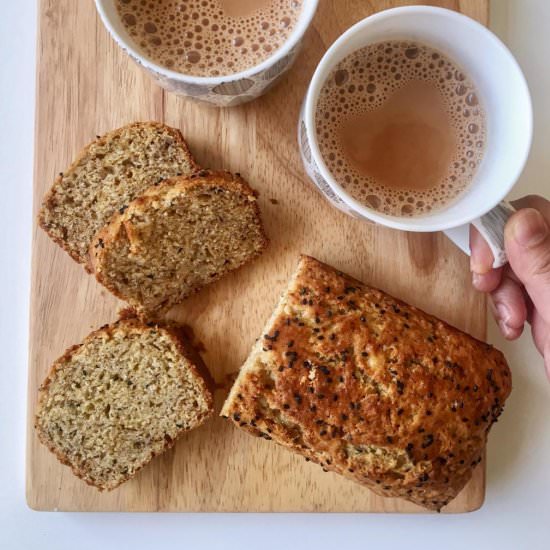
95,0,319,107
299,6,532,267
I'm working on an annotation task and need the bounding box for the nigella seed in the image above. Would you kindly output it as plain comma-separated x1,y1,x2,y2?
315,419,324,425
338,376,344,383
473,385,479,392
308,387,314,394
397,408,404,416
283,403,290,410
421,434,434,448
233,413,240,421
361,351,368,357
293,393,302,404
419,473,429,483
264,330,280,341
329,333,336,341
308,299,314,306
341,414,348,421
320,366,330,375
315,316,321,324
320,430,327,436
406,443,414,452
278,366,284,372
386,436,393,444
325,286,331,293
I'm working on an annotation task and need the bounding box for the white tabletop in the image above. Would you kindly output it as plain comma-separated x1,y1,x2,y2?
1,1,549,549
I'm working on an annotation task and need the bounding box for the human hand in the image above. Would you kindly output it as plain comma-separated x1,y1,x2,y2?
470,195,550,379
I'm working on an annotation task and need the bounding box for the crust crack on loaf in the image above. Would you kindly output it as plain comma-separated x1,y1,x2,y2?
221,255,511,511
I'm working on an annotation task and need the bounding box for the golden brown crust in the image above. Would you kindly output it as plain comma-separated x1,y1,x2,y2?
35,318,214,491
88,170,269,320
221,255,511,511
38,122,200,266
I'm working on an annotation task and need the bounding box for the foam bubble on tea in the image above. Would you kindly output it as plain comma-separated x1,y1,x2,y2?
315,41,486,217
116,0,303,77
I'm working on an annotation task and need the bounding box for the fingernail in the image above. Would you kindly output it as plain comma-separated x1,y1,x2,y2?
510,209,549,249
495,303,511,325
498,320,513,339
472,272,483,288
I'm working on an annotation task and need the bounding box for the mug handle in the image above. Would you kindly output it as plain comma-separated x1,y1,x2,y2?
443,201,516,269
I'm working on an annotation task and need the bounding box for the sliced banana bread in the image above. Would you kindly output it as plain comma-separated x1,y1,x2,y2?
90,170,268,318
39,122,199,265
221,256,512,511
35,317,213,491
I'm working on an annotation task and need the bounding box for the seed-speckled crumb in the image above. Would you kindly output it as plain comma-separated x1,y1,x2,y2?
35,318,213,490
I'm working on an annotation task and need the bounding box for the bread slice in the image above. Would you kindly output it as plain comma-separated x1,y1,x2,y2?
39,122,199,265
35,317,213,491
221,255,511,511
90,170,268,318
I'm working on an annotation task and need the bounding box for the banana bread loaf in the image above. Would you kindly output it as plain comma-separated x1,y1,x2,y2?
221,255,511,511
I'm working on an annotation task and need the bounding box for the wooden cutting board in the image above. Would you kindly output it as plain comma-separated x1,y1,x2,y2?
27,0,488,512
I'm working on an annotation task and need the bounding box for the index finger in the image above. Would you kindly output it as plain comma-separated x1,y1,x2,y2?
470,226,503,292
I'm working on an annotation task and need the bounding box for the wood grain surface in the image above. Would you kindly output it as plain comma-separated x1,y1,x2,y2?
27,0,489,512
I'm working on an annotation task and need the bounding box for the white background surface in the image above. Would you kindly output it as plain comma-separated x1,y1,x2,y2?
1,1,549,549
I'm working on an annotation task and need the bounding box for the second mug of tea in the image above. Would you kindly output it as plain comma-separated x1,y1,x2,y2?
299,6,532,267
95,0,319,106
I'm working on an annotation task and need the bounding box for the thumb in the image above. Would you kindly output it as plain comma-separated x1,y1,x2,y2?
505,208,550,324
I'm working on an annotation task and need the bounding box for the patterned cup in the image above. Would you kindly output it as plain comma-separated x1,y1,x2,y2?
299,6,532,268
95,0,319,107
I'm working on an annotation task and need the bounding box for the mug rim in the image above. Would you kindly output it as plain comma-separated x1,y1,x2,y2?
95,0,319,86
303,5,533,232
